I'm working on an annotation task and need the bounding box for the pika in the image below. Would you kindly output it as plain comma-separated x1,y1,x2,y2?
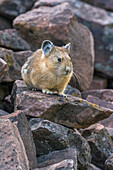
21,40,73,96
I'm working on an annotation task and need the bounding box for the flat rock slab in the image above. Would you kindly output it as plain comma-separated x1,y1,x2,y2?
1,110,37,169
0,29,30,51
13,2,94,91
11,80,113,129
0,119,29,170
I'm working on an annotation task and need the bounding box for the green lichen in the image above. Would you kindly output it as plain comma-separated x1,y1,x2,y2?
3,53,12,67
88,102,102,111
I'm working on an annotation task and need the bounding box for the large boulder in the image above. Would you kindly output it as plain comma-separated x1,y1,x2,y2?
11,80,113,129
1,110,37,169
34,0,113,78
0,0,34,20
0,29,30,51
29,119,91,169
0,119,29,169
81,124,113,169
13,2,94,91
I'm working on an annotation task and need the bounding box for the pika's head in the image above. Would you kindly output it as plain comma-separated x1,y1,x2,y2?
41,40,73,77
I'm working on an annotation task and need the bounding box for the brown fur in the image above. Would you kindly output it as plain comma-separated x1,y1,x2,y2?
21,44,73,95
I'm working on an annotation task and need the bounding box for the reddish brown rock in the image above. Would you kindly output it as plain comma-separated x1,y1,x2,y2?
0,0,34,20
35,0,113,77
13,3,94,91
0,16,12,30
81,0,113,12
88,77,107,90
105,154,113,170
11,80,113,129
1,110,37,169
81,124,113,169
0,29,30,51
37,148,77,169
0,119,29,169
15,50,33,67
30,119,91,169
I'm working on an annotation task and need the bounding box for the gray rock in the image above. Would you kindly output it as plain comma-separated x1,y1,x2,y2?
30,119,91,169
105,153,113,170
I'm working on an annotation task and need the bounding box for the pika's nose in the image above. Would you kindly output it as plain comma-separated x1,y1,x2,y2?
66,67,70,74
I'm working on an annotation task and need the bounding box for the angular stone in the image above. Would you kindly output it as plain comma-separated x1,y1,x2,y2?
0,0,34,19
35,0,113,77
0,119,29,169
11,80,113,129
15,50,33,67
88,77,107,90
81,124,113,169
105,154,113,170
35,159,76,170
37,148,77,169
1,110,37,169
64,85,81,97
3,95,14,113
81,0,113,12
0,16,12,30
0,29,30,51
29,119,91,169
0,48,21,82
13,3,94,91
106,128,113,141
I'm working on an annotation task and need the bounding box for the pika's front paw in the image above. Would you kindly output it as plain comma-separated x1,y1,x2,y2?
58,92,67,98
42,89,54,95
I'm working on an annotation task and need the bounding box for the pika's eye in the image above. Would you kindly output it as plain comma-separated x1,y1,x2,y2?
58,58,61,62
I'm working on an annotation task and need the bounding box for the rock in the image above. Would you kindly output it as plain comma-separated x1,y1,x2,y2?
0,0,34,20
81,0,113,12
0,119,29,169
37,148,77,169
13,2,94,91
88,76,107,90
87,163,101,170
0,29,30,51
71,0,113,77
29,119,91,169
14,50,33,67
1,110,37,169
81,124,113,169
81,89,113,100
105,154,113,170
11,80,113,129
64,85,81,97
0,109,9,116
0,16,12,30
35,159,76,170
0,58,9,82
0,48,21,82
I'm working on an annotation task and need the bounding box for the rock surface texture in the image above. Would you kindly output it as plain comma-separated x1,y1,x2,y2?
1,110,37,169
29,119,91,169
11,80,113,129
13,2,94,91
0,119,29,170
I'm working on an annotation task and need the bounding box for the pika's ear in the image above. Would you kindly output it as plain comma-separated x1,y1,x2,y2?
64,43,71,53
41,40,54,55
